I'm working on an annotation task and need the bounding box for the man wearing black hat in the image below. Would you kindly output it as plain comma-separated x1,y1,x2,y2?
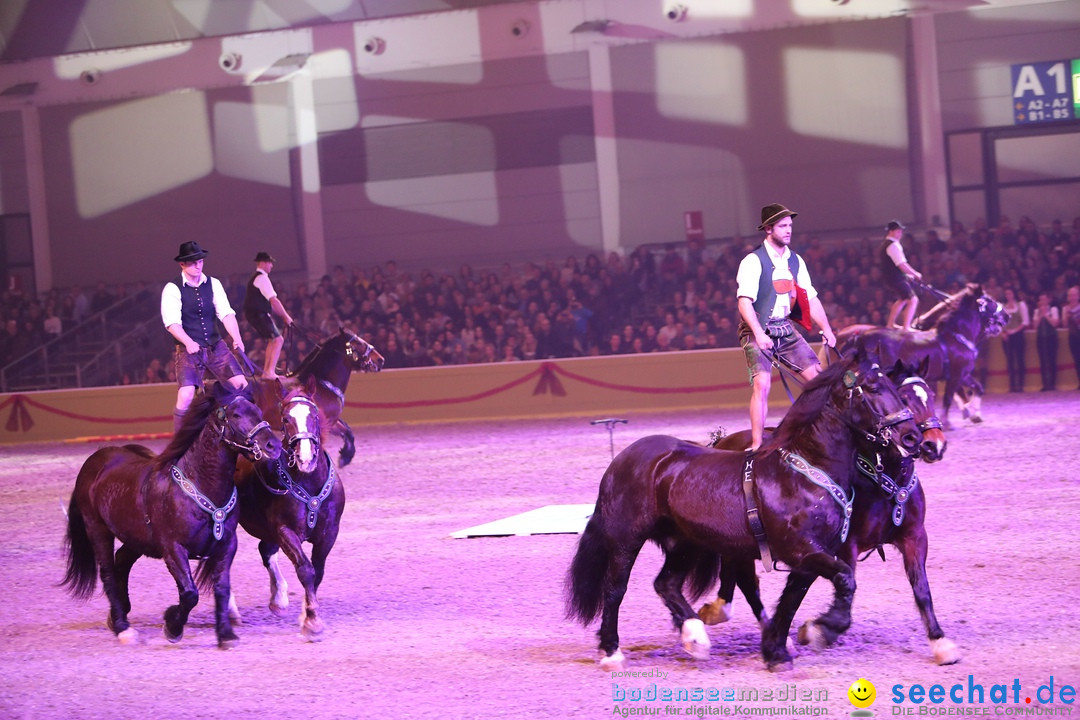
735,203,836,451
881,220,923,331
243,251,293,379
160,241,248,431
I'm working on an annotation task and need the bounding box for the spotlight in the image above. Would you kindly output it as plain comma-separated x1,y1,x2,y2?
665,4,688,21
80,69,102,85
363,37,386,55
511,19,530,37
219,52,242,71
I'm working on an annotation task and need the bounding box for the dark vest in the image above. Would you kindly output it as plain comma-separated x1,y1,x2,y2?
243,272,271,318
880,239,905,285
751,245,801,328
170,278,221,347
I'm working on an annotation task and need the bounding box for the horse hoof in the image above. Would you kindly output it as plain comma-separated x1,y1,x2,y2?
117,628,139,645
971,415,983,424
599,649,626,672
164,628,183,644
797,621,828,650
218,635,240,650
681,618,711,660
698,599,732,626
931,637,961,665
270,602,289,618
766,659,794,673
301,616,326,642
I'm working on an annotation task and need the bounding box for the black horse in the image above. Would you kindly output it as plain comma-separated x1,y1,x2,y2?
234,381,345,641
62,384,281,647
564,353,923,671
703,361,960,666
286,327,384,467
832,283,1008,428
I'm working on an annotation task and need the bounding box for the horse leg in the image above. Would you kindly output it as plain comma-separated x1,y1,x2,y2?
896,528,960,665
276,528,325,641
204,534,241,649
699,555,765,626
336,419,356,467
762,571,815,672
161,547,200,644
80,516,138,644
596,544,643,671
794,553,856,651
653,541,710,660
111,544,142,644
698,556,737,625
259,540,289,616
732,558,769,627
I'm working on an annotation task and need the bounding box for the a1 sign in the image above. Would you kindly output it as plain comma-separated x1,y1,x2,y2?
1011,60,1077,124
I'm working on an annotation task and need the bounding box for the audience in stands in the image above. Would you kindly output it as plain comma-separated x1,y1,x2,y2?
3,214,1080,392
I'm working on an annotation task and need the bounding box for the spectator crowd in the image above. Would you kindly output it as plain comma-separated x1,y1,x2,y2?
3,214,1080,392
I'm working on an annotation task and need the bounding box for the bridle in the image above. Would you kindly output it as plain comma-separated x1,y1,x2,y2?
280,394,321,469
831,364,917,456
898,376,943,435
342,330,382,372
215,396,274,461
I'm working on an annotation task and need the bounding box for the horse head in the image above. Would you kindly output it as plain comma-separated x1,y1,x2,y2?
975,288,1009,339
213,384,282,463
279,377,323,474
340,327,385,373
834,351,924,460
887,358,946,462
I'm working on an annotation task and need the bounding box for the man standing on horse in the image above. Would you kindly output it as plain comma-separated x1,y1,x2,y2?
161,241,249,432
736,203,836,451
243,251,293,379
881,220,923,331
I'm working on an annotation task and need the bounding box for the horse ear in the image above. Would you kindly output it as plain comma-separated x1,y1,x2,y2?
916,355,931,379
303,373,318,396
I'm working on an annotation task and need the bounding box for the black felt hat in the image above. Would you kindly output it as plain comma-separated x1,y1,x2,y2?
174,241,209,262
254,251,276,263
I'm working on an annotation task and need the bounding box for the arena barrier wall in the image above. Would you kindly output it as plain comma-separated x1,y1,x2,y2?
1,333,1075,445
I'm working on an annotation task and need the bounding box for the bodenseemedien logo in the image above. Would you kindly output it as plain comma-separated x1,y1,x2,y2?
848,678,876,717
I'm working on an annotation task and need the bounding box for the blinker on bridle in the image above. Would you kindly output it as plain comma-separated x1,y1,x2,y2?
216,397,272,460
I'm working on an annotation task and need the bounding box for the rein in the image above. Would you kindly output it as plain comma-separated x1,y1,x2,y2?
170,465,238,541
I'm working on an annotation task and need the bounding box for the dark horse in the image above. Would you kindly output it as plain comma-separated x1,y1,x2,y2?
286,327,384,467
565,353,923,671
62,384,281,647
234,380,345,641
832,283,1008,428
702,360,960,666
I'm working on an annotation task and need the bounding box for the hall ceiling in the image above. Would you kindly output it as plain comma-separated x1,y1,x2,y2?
0,0,1060,63
0,0,536,62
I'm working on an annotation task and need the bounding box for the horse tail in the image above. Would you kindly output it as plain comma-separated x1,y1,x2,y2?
564,506,610,625
193,558,214,593
684,546,722,603
60,494,98,600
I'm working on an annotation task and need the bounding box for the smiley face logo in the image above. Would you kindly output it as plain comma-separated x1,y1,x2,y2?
848,678,876,709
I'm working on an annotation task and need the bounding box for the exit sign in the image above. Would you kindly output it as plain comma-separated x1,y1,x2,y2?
1011,60,1078,124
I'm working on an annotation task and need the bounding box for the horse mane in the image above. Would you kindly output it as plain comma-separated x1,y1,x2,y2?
914,283,978,330
765,358,852,452
153,392,216,471
291,332,342,379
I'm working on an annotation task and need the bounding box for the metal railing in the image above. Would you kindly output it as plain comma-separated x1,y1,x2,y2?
0,293,161,392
